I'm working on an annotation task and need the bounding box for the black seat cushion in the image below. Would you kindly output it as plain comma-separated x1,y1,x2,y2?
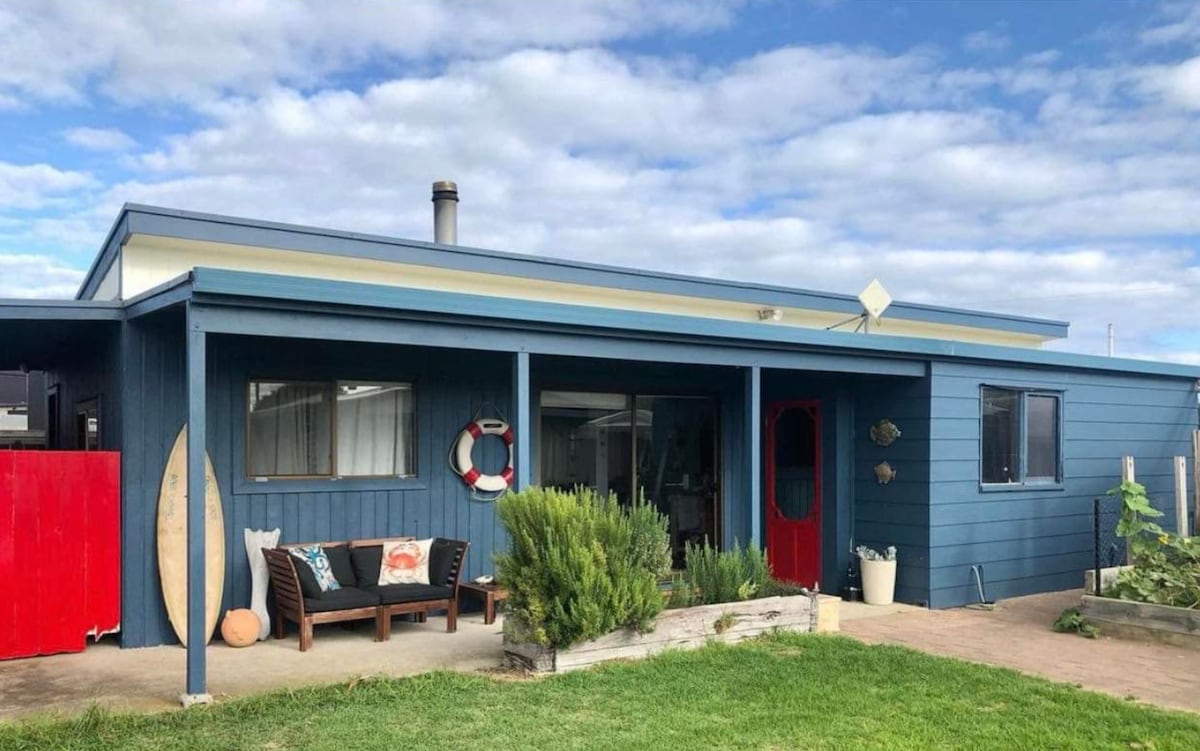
369,583,453,605
350,545,383,587
303,586,380,613
323,545,357,588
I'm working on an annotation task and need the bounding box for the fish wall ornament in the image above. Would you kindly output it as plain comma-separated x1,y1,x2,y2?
869,418,901,447
874,461,897,485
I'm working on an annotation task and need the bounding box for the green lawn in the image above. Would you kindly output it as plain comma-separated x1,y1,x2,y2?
3,634,1198,750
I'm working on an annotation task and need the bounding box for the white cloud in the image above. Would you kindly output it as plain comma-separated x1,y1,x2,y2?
1158,351,1200,365
0,162,94,210
0,253,83,298
1140,2,1200,46
1021,50,1061,66
63,127,136,152
963,29,1010,54
25,40,1183,360
1139,56,1200,109
3,6,1199,363
0,0,739,106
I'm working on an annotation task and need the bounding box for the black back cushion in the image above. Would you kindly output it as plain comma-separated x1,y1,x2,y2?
323,545,356,588
428,538,459,586
350,545,384,587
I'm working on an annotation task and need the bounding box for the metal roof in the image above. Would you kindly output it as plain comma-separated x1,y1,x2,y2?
77,203,1070,339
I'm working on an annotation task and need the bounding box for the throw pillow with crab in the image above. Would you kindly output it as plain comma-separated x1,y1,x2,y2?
379,538,434,585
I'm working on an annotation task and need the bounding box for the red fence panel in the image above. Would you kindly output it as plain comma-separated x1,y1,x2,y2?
0,452,15,660
0,450,120,660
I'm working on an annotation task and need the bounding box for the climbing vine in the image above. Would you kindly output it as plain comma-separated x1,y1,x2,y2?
1105,481,1200,609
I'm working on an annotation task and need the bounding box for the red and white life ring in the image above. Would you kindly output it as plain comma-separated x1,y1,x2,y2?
453,419,514,493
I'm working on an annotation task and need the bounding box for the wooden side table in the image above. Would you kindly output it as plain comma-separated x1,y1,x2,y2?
458,581,508,625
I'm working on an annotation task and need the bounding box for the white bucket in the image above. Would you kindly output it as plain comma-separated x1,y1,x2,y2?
860,558,897,605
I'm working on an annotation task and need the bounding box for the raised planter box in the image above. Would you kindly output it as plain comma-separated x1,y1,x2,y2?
1082,565,1132,594
1079,595,1200,650
504,593,839,673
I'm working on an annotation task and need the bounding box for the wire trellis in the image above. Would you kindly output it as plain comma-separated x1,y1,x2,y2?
1091,495,1126,595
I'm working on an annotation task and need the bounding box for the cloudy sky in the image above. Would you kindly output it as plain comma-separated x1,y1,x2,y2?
1,0,1198,361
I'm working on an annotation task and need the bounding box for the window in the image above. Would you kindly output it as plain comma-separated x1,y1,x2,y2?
336,383,415,477
247,380,415,479
248,382,334,477
980,386,1061,486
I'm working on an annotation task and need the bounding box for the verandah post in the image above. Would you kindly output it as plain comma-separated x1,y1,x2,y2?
745,365,762,548
512,351,531,490
1174,456,1188,537
1193,430,1200,537
184,304,209,703
1122,456,1135,565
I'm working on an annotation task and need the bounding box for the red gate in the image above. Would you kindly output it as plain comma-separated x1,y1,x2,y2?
0,451,120,660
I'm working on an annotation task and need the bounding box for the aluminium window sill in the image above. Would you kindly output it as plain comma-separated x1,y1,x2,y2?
233,476,427,495
979,481,1065,494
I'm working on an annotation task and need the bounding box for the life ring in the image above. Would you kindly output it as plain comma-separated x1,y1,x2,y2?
454,419,514,493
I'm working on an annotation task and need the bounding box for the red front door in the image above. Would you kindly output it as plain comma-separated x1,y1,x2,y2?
765,401,821,587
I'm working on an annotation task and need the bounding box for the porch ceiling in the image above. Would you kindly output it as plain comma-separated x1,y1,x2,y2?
0,301,121,369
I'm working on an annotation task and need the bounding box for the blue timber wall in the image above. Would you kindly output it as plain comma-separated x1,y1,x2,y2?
120,317,512,648
113,312,1200,642
926,360,1198,608
120,312,185,647
853,373,932,605
46,328,122,452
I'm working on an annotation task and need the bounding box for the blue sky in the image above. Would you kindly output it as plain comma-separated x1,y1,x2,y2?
1,0,1198,361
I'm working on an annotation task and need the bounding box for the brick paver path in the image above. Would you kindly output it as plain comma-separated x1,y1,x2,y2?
842,589,1200,713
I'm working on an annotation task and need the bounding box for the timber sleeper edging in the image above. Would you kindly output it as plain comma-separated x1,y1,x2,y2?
1079,594,1200,650
503,593,839,673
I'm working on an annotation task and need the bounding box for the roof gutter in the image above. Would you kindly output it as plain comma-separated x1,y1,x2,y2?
188,267,1199,380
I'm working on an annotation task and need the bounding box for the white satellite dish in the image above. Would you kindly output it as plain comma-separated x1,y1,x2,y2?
859,278,892,326
826,278,893,333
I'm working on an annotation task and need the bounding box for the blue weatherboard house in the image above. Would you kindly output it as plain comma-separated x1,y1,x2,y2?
1,183,1197,697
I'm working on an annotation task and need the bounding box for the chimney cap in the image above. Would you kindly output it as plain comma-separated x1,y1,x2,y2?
432,180,459,201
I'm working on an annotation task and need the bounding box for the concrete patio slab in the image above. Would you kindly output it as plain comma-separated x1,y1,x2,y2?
0,613,504,721
842,589,1200,714
838,599,924,622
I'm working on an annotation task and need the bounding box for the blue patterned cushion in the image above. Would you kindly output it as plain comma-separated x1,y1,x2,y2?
290,545,341,593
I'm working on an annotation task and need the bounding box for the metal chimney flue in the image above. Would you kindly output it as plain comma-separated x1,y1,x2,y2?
432,180,458,244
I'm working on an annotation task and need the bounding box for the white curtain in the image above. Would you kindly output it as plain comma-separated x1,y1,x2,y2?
248,383,333,476
336,384,414,477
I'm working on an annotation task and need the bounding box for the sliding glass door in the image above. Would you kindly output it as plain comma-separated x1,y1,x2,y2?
539,390,719,566
539,391,635,504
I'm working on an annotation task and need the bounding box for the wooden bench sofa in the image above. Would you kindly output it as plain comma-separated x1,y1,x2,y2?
262,537,469,651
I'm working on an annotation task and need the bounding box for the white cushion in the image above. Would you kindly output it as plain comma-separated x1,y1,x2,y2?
378,538,433,585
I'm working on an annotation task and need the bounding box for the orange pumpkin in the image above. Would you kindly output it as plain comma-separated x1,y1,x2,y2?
221,609,260,647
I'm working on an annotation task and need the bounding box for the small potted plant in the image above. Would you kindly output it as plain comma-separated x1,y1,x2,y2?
856,545,897,605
